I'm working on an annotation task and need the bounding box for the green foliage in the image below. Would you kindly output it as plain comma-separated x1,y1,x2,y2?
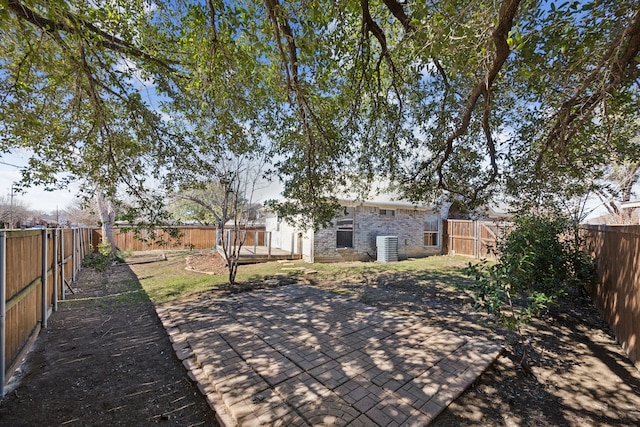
82,243,114,272
2,0,640,230
465,214,597,332
97,241,114,259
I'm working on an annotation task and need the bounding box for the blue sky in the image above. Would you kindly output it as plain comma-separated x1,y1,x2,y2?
0,151,78,213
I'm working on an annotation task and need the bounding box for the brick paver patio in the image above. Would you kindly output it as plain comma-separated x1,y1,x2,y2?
156,284,502,426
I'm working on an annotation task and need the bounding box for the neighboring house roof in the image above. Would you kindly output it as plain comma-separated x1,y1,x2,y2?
337,198,436,212
223,219,265,227
584,214,611,225
481,203,512,219
444,200,513,220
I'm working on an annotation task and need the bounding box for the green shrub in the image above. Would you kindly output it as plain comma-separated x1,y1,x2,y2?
465,214,597,366
83,242,115,272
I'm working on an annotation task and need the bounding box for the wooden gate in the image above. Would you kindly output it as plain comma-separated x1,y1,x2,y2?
443,220,511,259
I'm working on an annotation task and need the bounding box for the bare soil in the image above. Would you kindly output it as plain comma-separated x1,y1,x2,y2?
0,264,218,427
186,252,229,276
2,253,640,426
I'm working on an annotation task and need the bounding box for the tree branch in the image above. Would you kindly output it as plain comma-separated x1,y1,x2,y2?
536,7,640,170
436,0,521,198
381,0,413,32
7,0,178,72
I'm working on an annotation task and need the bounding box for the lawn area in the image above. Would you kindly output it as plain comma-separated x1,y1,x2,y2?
129,250,475,304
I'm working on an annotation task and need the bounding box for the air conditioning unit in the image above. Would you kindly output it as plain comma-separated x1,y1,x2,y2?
376,236,398,263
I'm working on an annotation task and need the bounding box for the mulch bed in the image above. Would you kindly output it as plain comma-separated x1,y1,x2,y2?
186,252,229,276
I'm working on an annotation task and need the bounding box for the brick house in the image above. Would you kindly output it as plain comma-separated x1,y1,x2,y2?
265,200,442,263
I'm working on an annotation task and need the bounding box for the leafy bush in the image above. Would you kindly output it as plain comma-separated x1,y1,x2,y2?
465,214,597,366
82,242,116,272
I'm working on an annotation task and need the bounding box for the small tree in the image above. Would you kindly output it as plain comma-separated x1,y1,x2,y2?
465,214,597,369
95,190,118,258
170,154,265,285
595,161,640,224
0,195,31,228
64,198,100,226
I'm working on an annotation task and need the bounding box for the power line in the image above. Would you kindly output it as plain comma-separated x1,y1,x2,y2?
0,160,21,168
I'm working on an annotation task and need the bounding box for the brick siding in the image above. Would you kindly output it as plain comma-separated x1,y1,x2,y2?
313,206,441,262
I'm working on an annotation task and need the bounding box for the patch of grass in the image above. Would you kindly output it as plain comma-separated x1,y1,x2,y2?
82,251,112,272
307,255,480,290
131,252,480,305
112,289,148,305
131,253,224,304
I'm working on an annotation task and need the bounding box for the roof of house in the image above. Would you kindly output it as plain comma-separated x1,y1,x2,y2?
338,198,436,212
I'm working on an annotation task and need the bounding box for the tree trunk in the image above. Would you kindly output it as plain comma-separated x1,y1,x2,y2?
228,258,238,285
96,191,117,256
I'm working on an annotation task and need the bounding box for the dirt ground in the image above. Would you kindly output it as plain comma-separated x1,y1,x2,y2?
0,264,218,427
2,252,640,426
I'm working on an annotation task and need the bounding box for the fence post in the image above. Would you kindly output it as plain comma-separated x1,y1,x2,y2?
61,230,66,300
449,227,453,255
72,228,77,282
0,231,6,396
53,229,58,312
79,228,83,263
474,220,479,259
41,229,48,329
267,232,272,260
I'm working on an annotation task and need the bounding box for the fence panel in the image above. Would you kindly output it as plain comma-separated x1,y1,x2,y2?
92,227,215,251
93,226,266,252
62,229,74,286
1,228,91,395
4,230,42,379
582,225,640,371
443,220,510,259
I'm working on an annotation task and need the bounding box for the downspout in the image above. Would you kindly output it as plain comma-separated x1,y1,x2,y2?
310,230,315,263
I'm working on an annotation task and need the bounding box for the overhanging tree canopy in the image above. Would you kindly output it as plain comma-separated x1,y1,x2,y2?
1,0,639,227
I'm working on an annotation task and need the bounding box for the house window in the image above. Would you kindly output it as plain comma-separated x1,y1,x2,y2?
424,215,439,246
336,207,354,248
379,209,395,217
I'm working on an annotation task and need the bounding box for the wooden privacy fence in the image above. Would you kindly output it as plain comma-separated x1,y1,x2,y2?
582,225,640,371
94,226,266,252
93,226,218,251
442,220,511,259
1,228,92,395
